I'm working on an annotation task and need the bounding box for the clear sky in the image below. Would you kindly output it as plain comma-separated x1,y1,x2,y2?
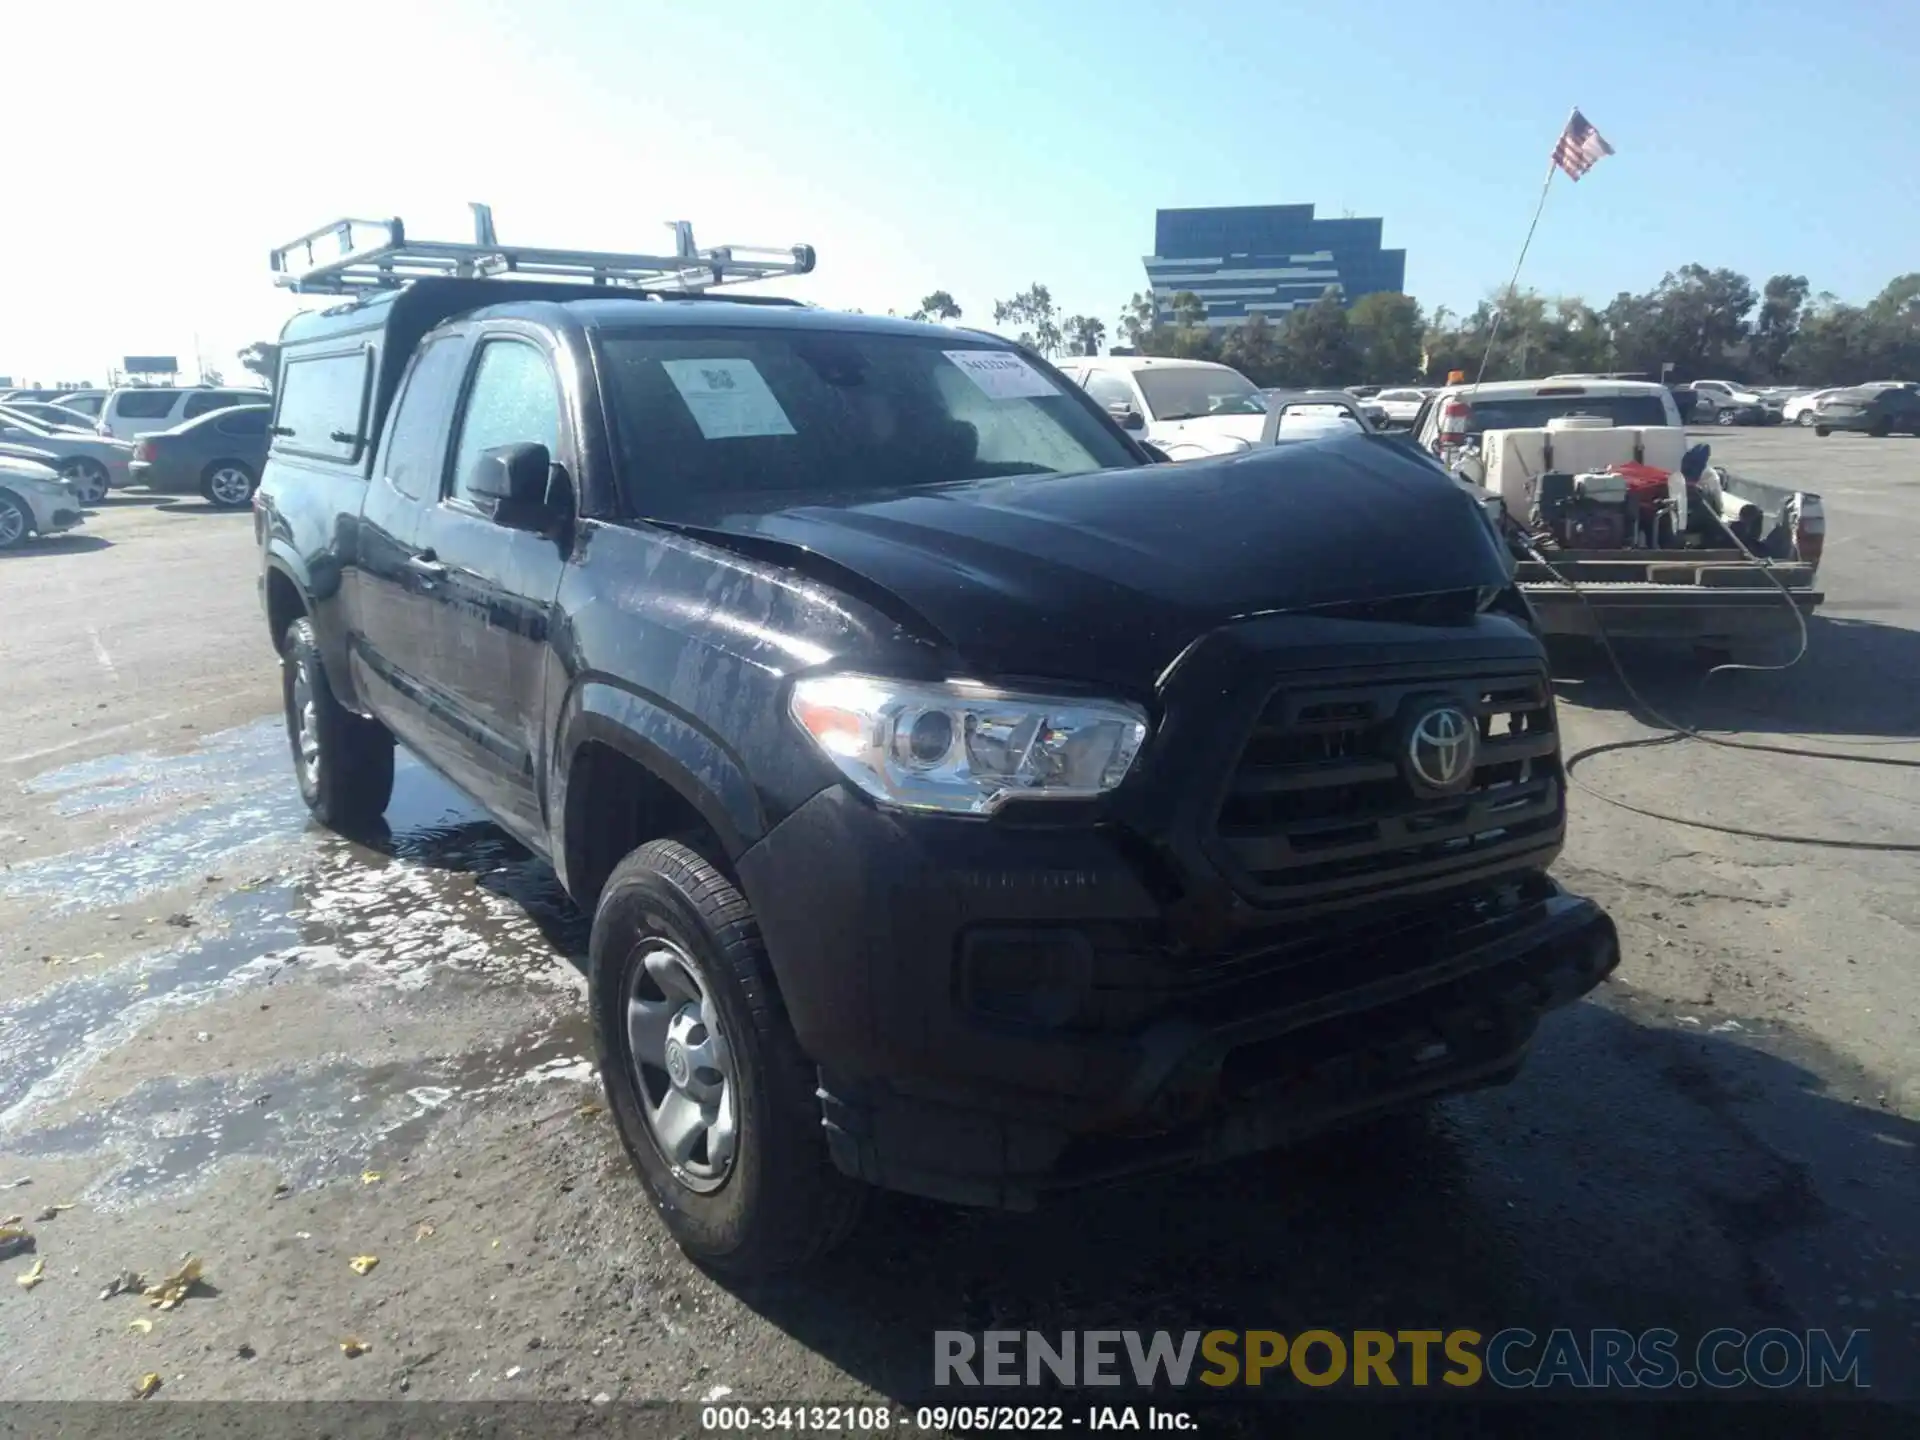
3,0,1915,385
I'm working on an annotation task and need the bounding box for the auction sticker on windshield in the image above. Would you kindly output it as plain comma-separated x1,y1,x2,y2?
943,349,1060,400
661,359,797,439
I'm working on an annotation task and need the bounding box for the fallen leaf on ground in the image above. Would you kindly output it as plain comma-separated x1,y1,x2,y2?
34,1204,73,1222
0,1215,20,1228
134,1373,161,1398
414,1223,436,1242
576,1102,603,1118
0,1179,27,1189
360,1171,381,1185
128,1318,154,1334
0,1225,31,1261
144,1256,203,1310
348,1255,378,1276
100,1270,146,1300
340,1337,369,1358
16,1257,45,1290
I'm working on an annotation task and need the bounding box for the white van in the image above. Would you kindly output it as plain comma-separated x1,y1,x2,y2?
96,386,271,440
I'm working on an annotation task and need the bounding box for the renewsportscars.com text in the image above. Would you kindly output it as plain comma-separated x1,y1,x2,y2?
934,1328,1871,1391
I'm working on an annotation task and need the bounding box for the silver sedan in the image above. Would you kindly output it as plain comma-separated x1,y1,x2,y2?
0,452,87,550
0,406,132,503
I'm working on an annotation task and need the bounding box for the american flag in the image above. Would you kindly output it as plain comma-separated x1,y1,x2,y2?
1551,110,1614,181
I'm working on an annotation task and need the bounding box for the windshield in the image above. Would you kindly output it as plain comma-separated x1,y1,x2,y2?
1454,393,1669,433
1134,366,1265,421
598,328,1138,512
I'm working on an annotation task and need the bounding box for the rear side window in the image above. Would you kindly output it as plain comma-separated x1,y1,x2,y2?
216,409,268,437
272,350,373,463
113,390,180,419
379,337,466,499
183,391,245,419
1456,394,1671,432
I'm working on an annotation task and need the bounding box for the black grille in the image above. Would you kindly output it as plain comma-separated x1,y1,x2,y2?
1213,668,1562,903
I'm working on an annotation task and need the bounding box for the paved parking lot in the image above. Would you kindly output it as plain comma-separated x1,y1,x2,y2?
1,432,1917,1415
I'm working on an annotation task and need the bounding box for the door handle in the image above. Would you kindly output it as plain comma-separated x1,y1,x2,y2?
405,552,448,581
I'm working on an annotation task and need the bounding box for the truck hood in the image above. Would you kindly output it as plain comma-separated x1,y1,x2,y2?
653,434,1512,694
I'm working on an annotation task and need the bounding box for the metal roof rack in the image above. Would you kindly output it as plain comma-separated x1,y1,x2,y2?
271,203,816,296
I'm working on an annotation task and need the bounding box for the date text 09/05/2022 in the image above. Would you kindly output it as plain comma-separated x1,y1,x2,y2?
702,1405,1195,1432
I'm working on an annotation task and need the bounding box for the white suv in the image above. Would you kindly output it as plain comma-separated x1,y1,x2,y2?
95,386,271,440
1057,356,1268,460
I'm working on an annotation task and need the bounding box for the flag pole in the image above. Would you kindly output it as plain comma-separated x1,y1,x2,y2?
1471,107,1576,393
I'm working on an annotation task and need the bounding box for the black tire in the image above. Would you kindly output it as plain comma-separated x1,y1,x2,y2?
281,617,394,830
0,492,32,551
589,838,865,1276
1815,426,1831,437
1795,410,1815,427
200,460,257,508
1715,409,1735,426
1868,420,1892,438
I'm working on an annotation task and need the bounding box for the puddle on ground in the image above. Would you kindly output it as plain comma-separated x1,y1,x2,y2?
8,1020,599,1208
1,717,596,1197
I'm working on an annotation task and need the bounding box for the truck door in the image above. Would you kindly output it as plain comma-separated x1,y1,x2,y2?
353,332,469,767
410,334,571,843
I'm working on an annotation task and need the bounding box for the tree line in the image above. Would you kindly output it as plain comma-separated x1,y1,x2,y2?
934,269,1920,391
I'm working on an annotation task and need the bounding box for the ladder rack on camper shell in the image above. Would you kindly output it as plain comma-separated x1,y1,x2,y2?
271,203,817,297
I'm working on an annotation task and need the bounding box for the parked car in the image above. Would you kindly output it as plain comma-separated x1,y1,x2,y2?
0,407,132,502
44,389,108,419
1812,385,1920,437
1057,355,1269,460
127,405,271,506
1370,387,1428,427
0,451,86,550
4,400,98,432
1690,379,1780,424
1783,388,1846,425
95,385,270,440
257,221,1618,1276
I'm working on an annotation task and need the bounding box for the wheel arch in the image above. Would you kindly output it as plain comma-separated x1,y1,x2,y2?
553,682,768,910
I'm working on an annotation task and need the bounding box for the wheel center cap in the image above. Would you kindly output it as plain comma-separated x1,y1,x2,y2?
664,1039,690,1088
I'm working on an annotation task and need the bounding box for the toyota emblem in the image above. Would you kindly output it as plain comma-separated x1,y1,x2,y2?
1407,704,1478,791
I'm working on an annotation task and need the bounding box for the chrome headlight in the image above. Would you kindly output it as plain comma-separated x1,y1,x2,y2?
790,674,1149,815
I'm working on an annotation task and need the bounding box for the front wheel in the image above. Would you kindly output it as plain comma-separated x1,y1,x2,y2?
61,459,110,505
201,461,257,508
281,617,394,830
1815,426,1831,437
589,838,865,1276
1716,409,1736,426
0,493,32,550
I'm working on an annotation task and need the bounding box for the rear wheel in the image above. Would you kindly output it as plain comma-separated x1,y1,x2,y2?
281,617,394,830
1868,418,1892,437
589,838,865,1276
0,493,31,550
60,458,109,504
1815,425,1831,437
1795,409,1816,427
201,460,257,508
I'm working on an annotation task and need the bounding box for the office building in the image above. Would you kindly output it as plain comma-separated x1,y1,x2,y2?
1144,205,1406,327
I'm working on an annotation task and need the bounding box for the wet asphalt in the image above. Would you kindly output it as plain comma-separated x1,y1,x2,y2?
1,435,1916,1422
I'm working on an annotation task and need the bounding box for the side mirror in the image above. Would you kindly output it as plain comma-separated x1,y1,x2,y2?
467,442,561,533
1110,405,1146,432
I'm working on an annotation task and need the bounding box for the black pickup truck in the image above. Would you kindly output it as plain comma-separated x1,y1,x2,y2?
255,252,1620,1276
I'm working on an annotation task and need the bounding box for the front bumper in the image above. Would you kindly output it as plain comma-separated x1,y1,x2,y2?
738,781,1618,1208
